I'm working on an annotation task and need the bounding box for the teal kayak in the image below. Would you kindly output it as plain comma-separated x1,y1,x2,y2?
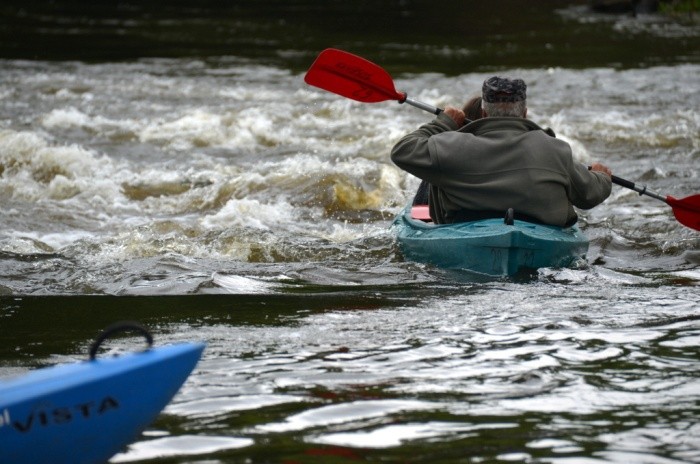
392,206,589,275
0,322,205,464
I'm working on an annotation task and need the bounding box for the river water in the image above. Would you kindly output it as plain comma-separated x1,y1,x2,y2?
1,1,699,463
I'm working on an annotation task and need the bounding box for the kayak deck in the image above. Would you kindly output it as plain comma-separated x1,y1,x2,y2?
392,206,589,275
0,342,205,464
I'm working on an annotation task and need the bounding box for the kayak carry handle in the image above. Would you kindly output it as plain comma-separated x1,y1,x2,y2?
89,321,154,360
504,208,515,226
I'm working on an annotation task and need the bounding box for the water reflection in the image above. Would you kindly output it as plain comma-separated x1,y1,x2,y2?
112,435,254,462
1,275,698,462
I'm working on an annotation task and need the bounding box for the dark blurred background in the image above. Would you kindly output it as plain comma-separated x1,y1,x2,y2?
1,1,698,73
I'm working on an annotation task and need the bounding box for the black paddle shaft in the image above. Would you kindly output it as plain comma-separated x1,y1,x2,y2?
611,175,667,203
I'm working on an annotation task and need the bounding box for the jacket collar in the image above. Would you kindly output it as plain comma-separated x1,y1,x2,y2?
458,117,546,135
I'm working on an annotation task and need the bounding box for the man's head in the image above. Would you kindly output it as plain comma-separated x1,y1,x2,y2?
481,76,527,118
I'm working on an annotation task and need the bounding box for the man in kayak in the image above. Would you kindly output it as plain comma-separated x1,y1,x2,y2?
391,76,612,226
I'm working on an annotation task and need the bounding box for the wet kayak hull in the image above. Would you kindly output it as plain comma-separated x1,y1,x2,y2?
392,207,589,275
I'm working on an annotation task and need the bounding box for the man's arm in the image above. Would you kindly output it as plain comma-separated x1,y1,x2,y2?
568,162,613,209
390,110,461,181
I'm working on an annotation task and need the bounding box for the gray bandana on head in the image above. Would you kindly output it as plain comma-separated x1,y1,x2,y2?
482,76,527,103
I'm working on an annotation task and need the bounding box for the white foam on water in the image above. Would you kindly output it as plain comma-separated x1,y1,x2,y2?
0,129,121,199
200,198,296,231
5,229,96,252
139,109,233,151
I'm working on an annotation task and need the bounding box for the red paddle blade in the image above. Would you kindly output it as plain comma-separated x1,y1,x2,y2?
667,194,700,231
304,48,405,103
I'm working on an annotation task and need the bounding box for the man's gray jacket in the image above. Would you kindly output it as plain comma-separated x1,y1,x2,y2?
390,113,612,226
